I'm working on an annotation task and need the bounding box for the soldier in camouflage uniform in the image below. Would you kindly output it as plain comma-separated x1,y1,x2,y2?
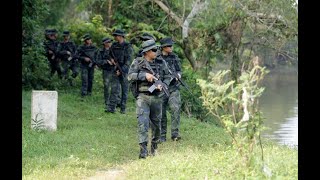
44,29,62,79
109,29,133,114
159,37,182,142
76,34,98,97
95,37,115,111
128,39,171,159
57,31,78,85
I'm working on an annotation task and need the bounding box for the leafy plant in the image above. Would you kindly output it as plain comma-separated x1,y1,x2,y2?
31,113,45,131
197,58,269,171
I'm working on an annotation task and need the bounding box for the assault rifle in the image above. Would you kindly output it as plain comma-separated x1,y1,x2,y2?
169,70,193,95
110,49,125,79
61,43,75,61
46,44,57,60
157,55,193,95
142,60,170,97
81,50,95,68
148,73,170,97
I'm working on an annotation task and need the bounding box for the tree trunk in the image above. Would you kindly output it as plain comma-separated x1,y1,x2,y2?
154,0,207,71
227,18,244,83
107,0,113,27
182,38,196,70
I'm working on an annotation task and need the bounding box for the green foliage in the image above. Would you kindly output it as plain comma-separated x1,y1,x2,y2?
180,68,221,125
22,0,52,89
43,0,71,26
65,15,111,46
197,63,269,170
22,45,52,89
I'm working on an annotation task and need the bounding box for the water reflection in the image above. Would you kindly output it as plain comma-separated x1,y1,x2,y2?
259,68,298,146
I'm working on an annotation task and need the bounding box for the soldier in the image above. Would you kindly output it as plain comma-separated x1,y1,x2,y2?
128,39,171,159
95,37,115,111
76,34,98,97
44,29,62,79
57,30,78,85
159,37,182,142
109,29,133,114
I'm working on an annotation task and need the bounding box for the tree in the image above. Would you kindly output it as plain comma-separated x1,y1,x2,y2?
22,0,51,89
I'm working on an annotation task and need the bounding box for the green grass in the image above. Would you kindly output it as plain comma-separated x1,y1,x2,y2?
22,86,297,179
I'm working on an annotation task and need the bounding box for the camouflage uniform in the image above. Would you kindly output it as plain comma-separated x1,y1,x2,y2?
159,37,182,141
44,29,62,78
57,31,78,84
96,37,115,111
76,34,98,97
128,40,171,158
109,29,133,113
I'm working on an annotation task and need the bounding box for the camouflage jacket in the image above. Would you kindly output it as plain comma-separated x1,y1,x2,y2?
128,57,171,94
96,48,114,70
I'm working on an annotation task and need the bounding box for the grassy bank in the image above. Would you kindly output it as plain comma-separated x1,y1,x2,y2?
22,89,297,179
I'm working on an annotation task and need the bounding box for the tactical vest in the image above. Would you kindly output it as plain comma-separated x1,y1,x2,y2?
58,41,76,61
159,53,181,88
97,48,113,70
44,40,59,60
136,57,166,93
78,45,97,65
160,53,181,73
110,42,131,65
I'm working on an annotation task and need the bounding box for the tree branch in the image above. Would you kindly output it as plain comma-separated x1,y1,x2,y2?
153,0,183,26
182,0,208,39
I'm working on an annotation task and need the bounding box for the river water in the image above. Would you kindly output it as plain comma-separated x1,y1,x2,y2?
259,67,298,147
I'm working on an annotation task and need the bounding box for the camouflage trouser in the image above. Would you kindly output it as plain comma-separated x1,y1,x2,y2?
49,59,63,79
108,73,121,111
109,74,129,111
80,64,95,96
136,94,162,144
61,60,79,80
102,69,114,108
161,89,181,138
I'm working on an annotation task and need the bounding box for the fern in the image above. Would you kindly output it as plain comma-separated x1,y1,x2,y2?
31,113,45,131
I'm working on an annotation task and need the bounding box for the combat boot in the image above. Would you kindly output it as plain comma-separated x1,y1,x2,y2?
120,108,126,114
171,135,181,141
139,142,148,159
150,142,158,156
160,136,166,143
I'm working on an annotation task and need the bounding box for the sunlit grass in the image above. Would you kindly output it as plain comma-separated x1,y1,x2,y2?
22,87,297,179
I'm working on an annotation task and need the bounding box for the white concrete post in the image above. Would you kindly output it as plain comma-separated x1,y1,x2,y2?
31,90,58,131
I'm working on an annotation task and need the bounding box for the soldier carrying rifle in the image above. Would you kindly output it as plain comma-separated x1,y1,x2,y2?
76,34,97,97
57,30,78,85
128,39,171,159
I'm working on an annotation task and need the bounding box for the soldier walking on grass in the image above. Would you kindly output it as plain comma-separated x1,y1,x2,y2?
96,37,115,111
108,29,133,114
128,39,171,159
159,37,182,142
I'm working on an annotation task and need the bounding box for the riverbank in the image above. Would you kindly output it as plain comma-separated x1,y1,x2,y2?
22,90,297,179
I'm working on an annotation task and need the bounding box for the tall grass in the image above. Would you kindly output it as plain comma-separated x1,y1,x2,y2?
22,75,297,179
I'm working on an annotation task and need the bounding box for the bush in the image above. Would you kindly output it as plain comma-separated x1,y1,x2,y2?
180,68,221,126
